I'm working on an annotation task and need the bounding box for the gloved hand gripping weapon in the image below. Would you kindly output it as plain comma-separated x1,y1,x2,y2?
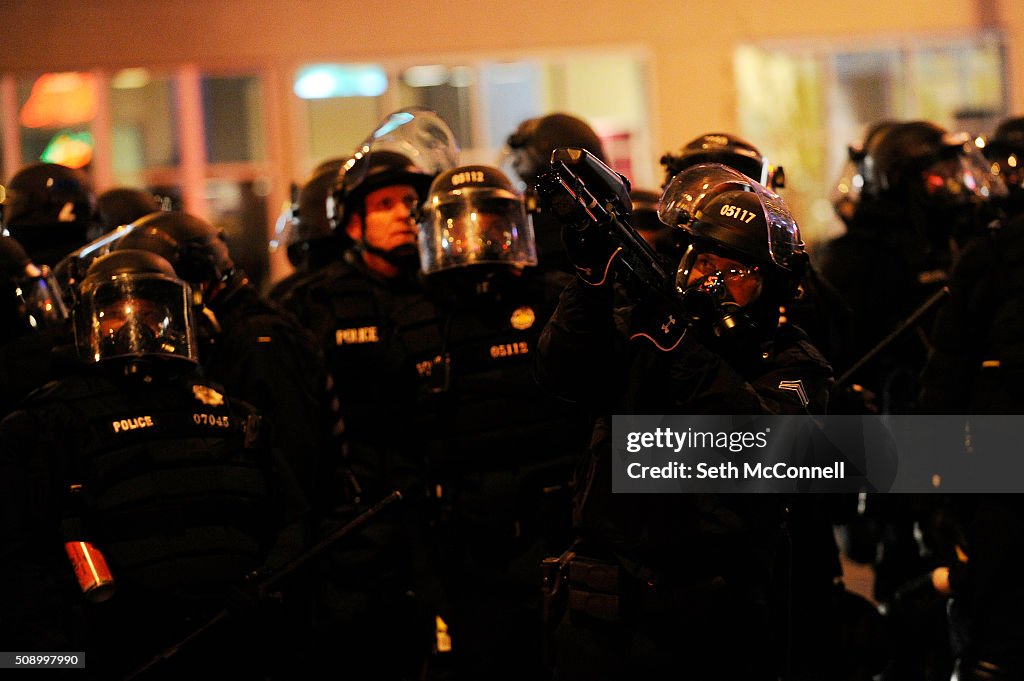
536,148,689,349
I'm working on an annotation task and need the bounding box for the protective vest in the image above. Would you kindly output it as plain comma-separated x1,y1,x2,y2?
27,370,275,604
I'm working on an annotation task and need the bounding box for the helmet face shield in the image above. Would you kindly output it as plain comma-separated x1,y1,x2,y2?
334,108,459,232
985,144,1024,196
342,107,460,191
76,273,197,364
498,144,541,194
419,188,537,274
658,163,803,274
921,143,1007,204
830,158,866,225
16,269,68,332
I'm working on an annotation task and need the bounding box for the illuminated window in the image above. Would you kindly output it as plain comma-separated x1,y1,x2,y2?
296,53,654,188
735,32,1007,246
203,75,265,164
294,64,387,99
109,69,179,186
17,73,95,168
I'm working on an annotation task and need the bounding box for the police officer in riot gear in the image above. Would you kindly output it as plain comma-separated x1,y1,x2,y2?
920,115,1024,415
0,249,300,679
278,107,459,680
3,162,95,268
818,120,1003,413
0,235,74,417
414,164,585,679
822,121,1006,681
110,210,341,518
660,132,853,377
503,113,607,274
914,119,1024,681
536,161,832,681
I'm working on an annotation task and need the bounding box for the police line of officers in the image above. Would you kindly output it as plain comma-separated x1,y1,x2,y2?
1,107,1023,681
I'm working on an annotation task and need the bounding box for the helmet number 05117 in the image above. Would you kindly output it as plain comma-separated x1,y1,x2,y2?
719,204,757,223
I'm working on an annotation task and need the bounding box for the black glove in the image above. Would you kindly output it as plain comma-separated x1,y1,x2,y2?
561,224,620,286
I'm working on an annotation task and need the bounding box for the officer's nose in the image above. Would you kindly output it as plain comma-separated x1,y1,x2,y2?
396,202,415,221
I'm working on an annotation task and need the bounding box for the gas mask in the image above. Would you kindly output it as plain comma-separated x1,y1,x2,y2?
676,245,764,341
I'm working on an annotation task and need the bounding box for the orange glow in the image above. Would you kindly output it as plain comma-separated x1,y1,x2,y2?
20,72,98,128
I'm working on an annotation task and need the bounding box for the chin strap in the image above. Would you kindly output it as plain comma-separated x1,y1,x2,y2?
358,240,421,273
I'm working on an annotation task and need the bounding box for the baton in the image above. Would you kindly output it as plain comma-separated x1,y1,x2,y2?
123,490,403,681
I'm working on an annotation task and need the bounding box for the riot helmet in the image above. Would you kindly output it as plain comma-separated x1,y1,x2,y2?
112,211,236,303
4,162,94,267
331,107,459,230
501,113,605,273
830,121,898,229
982,116,1024,215
660,163,806,339
329,108,458,274
419,164,537,276
502,113,606,192
660,133,784,191
1,235,68,341
859,120,1005,242
75,249,197,366
92,187,161,239
274,158,346,269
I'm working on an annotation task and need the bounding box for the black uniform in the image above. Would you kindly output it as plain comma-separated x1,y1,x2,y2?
817,121,1005,681
536,279,833,680
816,204,951,413
0,366,296,680
918,214,1024,680
919,214,1024,414
412,269,585,680
202,279,342,515
278,256,431,680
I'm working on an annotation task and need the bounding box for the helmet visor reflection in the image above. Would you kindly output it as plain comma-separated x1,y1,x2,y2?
419,191,537,274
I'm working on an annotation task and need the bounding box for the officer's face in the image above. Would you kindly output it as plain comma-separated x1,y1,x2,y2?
685,252,763,308
97,298,164,337
351,184,419,252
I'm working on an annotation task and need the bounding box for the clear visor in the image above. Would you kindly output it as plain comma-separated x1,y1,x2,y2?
497,143,546,195
419,189,537,274
342,107,460,188
270,198,297,253
922,145,1008,203
15,269,68,331
54,223,138,293
830,158,865,220
659,163,802,271
76,273,197,364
